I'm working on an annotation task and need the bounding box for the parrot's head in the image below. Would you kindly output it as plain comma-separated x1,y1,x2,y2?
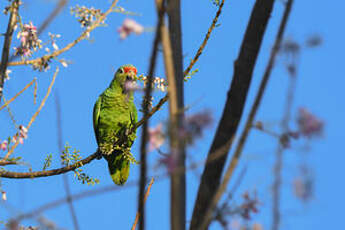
113,64,138,89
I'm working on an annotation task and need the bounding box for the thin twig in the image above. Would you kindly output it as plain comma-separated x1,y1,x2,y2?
0,78,36,111
37,0,68,37
55,92,80,230
0,0,20,102
138,1,165,229
2,68,59,162
272,68,296,230
8,0,119,67
132,178,154,230
198,1,294,229
183,0,225,76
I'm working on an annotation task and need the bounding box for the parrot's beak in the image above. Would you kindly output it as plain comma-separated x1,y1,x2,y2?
126,71,136,81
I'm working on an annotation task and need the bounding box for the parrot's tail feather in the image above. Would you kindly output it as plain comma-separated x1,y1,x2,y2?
105,152,130,185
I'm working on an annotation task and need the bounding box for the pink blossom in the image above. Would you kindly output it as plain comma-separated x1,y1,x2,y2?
293,166,313,202
0,140,8,151
15,22,41,57
12,135,24,145
240,191,260,220
118,19,144,40
297,107,323,138
159,150,177,174
124,80,141,93
179,110,212,144
148,123,165,151
1,191,7,201
19,125,28,139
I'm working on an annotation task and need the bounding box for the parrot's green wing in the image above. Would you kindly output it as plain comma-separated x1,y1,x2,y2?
93,96,102,145
130,100,138,127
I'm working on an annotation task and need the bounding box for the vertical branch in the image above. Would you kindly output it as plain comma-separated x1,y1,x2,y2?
166,0,186,229
190,0,275,229
272,34,296,230
138,1,165,229
0,0,20,102
55,92,80,230
271,73,296,230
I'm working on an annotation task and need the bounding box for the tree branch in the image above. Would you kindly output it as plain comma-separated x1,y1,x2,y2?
183,0,225,76
8,0,119,67
0,0,20,102
199,1,294,229
2,68,59,162
0,78,36,111
190,0,275,229
0,152,98,179
55,92,80,230
132,178,154,230
138,0,165,229
166,0,186,229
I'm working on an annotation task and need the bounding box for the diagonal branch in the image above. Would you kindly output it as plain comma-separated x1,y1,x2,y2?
189,0,275,229
132,178,154,230
183,0,225,76
199,0,294,229
2,68,59,162
0,78,36,111
8,0,119,67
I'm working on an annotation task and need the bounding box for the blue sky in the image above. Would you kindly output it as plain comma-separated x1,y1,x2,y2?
0,0,343,229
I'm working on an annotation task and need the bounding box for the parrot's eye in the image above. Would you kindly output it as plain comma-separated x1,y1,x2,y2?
118,68,124,74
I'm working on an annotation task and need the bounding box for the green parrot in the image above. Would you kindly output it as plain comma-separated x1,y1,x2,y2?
93,64,138,185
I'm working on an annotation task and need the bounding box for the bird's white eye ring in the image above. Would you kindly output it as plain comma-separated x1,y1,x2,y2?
118,68,124,74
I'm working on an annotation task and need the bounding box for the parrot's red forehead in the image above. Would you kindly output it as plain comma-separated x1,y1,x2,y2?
123,66,137,74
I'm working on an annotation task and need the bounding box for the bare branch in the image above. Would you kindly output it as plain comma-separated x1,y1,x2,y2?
183,0,225,76
138,0,165,229
190,0,275,229
2,68,59,161
132,178,154,230
0,78,36,111
166,0,186,228
37,0,68,37
199,1,295,229
55,92,80,230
